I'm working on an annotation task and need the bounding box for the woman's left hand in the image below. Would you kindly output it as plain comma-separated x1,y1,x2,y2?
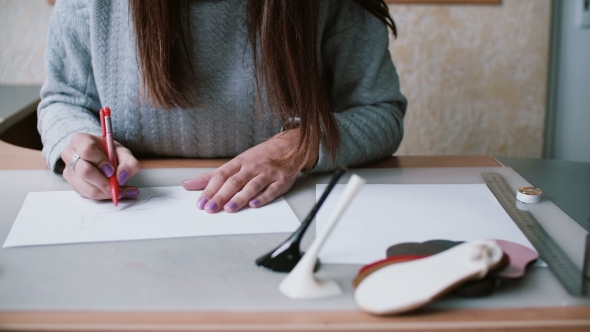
182,129,309,213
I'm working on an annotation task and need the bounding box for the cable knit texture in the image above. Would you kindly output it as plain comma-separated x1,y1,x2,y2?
38,0,407,173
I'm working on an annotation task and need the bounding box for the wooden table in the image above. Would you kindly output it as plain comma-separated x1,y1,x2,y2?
0,140,503,171
1,140,589,332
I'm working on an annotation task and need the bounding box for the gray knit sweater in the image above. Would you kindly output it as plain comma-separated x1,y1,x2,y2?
38,0,407,173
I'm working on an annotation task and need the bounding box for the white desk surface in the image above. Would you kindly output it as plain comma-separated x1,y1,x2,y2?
0,161,589,330
0,167,588,315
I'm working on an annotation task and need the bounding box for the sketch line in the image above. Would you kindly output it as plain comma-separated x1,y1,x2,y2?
79,196,182,230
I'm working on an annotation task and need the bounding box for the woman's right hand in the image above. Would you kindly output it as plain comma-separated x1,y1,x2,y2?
61,133,141,200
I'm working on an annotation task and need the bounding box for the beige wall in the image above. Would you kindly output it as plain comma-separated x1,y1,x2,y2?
0,0,551,158
0,0,53,84
389,0,551,157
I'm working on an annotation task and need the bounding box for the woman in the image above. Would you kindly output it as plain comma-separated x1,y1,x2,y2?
38,0,407,214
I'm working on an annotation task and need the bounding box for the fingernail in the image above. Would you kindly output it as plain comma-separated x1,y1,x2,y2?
126,188,139,198
197,197,208,210
251,199,260,207
225,201,237,212
182,179,192,183
118,170,130,185
205,201,218,212
102,164,114,178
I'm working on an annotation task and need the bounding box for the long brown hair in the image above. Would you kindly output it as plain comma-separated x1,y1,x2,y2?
130,0,397,173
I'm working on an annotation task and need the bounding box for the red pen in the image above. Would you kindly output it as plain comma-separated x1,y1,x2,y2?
100,107,120,206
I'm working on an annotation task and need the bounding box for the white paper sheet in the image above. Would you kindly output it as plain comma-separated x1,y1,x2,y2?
4,186,300,248
316,184,534,265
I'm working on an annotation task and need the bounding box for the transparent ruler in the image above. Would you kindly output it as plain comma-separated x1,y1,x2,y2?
482,172,589,296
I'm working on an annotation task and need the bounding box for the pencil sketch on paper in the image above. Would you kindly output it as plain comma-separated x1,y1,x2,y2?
80,195,183,230
3,186,302,248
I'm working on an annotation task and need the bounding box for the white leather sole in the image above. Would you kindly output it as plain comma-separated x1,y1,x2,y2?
354,240,504,315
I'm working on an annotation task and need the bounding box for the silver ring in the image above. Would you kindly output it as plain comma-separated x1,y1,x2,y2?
69,154,81,173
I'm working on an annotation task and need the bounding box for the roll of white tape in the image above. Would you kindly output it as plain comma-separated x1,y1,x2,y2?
516,186,542,204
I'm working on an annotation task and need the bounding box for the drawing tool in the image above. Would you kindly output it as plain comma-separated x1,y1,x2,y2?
100,107,119,206
483,172,589,296
255,165,348,273
279,174,366,299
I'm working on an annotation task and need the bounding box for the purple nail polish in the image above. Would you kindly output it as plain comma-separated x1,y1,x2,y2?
126,188,139,198
206,201,218,212
102,164,114,178
118,170,130,185
197,197,208,210
251,199,260,207
226,202,237,212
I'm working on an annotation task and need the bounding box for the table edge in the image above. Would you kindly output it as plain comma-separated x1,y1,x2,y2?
1,307,589,331
0,139,503,170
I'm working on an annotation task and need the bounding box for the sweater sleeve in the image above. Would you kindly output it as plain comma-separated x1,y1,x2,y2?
37,0,103,173
312,2,407,173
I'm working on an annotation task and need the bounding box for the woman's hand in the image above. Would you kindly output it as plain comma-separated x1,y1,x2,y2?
61,133,141,200
182,129,312,213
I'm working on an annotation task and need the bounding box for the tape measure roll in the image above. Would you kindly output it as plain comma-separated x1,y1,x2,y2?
516,186,542,203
